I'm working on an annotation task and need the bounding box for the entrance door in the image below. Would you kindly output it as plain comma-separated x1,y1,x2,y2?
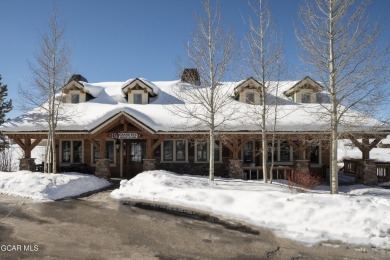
124,140,146,178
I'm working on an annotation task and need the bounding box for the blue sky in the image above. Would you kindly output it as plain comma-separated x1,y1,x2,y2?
1,0,389,119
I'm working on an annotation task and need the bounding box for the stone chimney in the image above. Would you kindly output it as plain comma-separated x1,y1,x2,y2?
68,74,88,83
181,68,200,86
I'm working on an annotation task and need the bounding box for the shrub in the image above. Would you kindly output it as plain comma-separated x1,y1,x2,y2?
287,171,322,192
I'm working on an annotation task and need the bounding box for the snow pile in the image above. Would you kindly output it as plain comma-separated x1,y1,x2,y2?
111,170,390,249
0,171,111,201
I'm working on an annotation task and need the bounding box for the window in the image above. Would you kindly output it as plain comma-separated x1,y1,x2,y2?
301,93,311,103
176,140,186,161
264,140,293,163
61,140,83,163
310,144,320,164
134,93,142,104
245,93,255,104
163,140,173,161
196,142,207,161
280,141,291,162
267,141,277,162
195,140,222,162
62,141,71,163
243,142,253,163
71,94,80,104
73,141,82,163
130,142,142,162
161,140,187,162
92,140,115,163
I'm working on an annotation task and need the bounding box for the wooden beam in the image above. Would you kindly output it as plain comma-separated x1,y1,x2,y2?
30,138,42,150
90,139,100,150
13,139,25,149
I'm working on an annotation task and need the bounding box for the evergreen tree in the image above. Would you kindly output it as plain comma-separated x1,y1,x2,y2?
0,75,12,126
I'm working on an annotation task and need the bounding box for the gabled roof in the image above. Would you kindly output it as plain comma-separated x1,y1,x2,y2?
283,76,324,97
122,78,159,96
234,77,262,92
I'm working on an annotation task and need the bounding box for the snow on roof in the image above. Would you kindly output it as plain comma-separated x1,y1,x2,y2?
0,78,386,134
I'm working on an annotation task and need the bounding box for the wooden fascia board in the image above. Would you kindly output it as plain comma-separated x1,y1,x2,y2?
90,112,155,137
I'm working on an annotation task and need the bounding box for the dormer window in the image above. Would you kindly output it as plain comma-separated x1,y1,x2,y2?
60,75,94,104
283,76,324,104
234,77,262,105
122,78,158,105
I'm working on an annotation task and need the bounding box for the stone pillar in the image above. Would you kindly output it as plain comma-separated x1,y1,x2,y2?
294,160,310,174
95,159,111,179
19,158,35,171
229,159,243,179
356,159,377,186
143,159,156,171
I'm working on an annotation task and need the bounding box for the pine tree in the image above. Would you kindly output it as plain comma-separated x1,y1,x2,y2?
0,75,12,126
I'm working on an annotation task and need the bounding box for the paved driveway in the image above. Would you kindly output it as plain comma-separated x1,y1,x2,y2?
0,190,389,259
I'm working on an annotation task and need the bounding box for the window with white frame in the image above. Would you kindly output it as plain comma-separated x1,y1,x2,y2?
92,140,115,164
61,140,83,164
195,140,222,162
265,140,293,163
161,140,187,162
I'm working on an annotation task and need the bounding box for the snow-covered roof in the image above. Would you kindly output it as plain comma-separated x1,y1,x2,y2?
1,78,387,134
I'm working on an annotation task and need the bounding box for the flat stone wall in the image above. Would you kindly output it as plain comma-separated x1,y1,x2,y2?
20,158,35,171
95,159,111,179
143,159,156,171
228,159,243,179
356,159,377,186
294,160,310,174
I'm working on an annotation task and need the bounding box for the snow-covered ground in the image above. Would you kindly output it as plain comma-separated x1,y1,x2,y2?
111,170,390,249
0,171,111,201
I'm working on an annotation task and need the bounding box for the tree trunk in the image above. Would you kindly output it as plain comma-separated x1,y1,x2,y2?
329,0,338,194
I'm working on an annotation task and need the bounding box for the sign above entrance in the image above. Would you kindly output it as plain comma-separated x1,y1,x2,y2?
109,132,140,139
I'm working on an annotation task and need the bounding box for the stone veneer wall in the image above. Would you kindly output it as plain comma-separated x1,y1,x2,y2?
95,159,111,179
356,159,377,186
20,158,35,171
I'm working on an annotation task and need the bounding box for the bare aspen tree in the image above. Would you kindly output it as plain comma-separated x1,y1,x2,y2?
19,5,71,174
173,0,234,181
297,0,390,194
247,0,285,183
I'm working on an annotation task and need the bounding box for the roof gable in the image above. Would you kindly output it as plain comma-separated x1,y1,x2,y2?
122,78,158,96
61,80,88,94
234,77,262,93
283,76,323,97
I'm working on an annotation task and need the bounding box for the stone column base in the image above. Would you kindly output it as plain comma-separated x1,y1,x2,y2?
356,159,377,186
20,158,35,171
143,159,156,171
294,160,310,174
95,159,111,179
229,159,243,179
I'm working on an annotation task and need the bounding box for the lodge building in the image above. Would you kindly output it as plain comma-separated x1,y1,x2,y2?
1,72,387,182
